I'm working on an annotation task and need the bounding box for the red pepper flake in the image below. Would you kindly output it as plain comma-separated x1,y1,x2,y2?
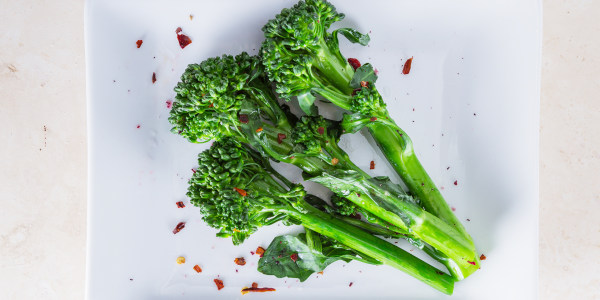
239,114,249,124
152,72,157,84
166,100,173,109
402,57,413,75
176,201,185,208
480,254,486,260
454,180,458,186
191,168,196,173
317,127,325,135
136,40,143,48
451,207,456,212
255,127,263,133
255,247,265,257
347,58,361,70
349,282,353,287
172,222,186,234
214,279,224,290
370,161,375,169
241,284,276,295
136,124,141,129
331,158,339,166
175,27,192,49
360,81,368,88
317,271,323,275
193,265,202,273
208,103,214,108
374,68,379,75
370,117,377,121
467,260,476,266
234,187,247,197
352,88,361,96
290,253,298,262
436,271,445,275
234,257,246,266
277,133,286,144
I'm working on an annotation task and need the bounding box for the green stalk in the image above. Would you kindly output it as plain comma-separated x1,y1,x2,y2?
288,201,455,295
366,121,473,245
314,39,355,95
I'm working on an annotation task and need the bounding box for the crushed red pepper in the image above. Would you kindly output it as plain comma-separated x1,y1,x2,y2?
349,282,353,287
331,158,339,166
277,133,286,144
255,247,265,257
360,81,368,88
234,257,246,266
290,253,298,262
467,260,476,266
136,40,143,48
152,72,157,84
347,58,361,70
370,117,377,121
454,180,458,186
214,278,224,290
370,161,375,169
193,265,202,273
234,187,247,197
241,283,276,295
175,27,192,49
166,100,172,109
255,127,263,133
480,254,487,261
317,127,325,135
239,114,249,124
402,57,413,75
172,222,186,234
176,201,185,208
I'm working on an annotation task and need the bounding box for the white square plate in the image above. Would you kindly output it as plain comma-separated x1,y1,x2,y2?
85,0,541,299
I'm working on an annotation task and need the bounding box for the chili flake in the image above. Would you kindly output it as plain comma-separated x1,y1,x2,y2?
347,58,361,70
136,40,143,48
370,161,375,169
241,283,276,295
349,282,353,287
173,222,186,234
214,279,224,290
166,100,172,109
255,127,263,133
331,158,339,166
277,133,286,144
402,57,413,75
317,127,325,135
193,265,202,273
176,201,185,208
239,114,249,124
255,247,265,257
234,257,246,266
175,27,192,49
152,72,157,84
290,253,298,262
454,180,458,186
467,260,476,266
234,187,247,197
480,254,487,261
176,256,186,264
370,117,377,121
360,81,368,88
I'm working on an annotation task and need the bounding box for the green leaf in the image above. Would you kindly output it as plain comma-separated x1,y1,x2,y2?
297,92,318,116
334,28,370,46
350,63,378,89
257,233,355,281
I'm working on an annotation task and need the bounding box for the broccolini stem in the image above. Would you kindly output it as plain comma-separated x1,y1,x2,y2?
287,200,455,294
313,39,355,95
365,121,473,244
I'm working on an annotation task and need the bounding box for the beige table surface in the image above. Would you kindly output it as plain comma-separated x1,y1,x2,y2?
1,0,598,299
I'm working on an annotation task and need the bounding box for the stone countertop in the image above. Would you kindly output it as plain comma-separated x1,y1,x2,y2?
0,0,598,299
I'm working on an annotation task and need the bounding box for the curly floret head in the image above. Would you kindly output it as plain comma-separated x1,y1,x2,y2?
330,194,359,216
169,52,258,143
260,0,344,101
291,115,330,155
187,137,267,245
351,84,387,116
